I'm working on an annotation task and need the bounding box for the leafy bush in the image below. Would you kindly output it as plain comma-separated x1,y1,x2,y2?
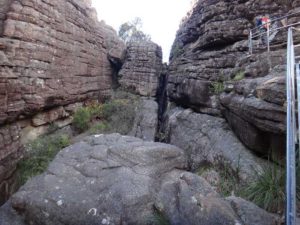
89,122,109,135
197,161,300,214
101,99,136,135
233,71,245,81
241,165,286,213
118,17,151,43
72,107,92,132
210,81,224,95
47,122,59,134
17,134,70,185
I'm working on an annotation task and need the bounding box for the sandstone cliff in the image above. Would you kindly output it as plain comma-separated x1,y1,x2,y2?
168,0,300,160
118,41,163,97
0,0,125,203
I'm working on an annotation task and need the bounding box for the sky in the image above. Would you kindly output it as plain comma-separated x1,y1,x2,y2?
91,0,193,62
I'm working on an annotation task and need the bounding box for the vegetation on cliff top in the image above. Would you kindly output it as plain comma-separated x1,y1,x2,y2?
118,17,151,43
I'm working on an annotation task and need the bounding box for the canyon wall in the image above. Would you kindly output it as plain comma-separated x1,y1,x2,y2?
168,0,300,161
0,0,125,203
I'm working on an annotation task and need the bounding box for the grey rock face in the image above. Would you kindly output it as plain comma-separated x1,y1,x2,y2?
0,202,25,225
167,0,294,160
10,134,187,225
0,134,278,225
130,98,158,141
118,41,163,97
165,107,267,182
226,196,278,225
220,68,286,159
155,171,240,225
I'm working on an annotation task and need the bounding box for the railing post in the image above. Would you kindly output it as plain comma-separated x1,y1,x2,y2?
286,27,296,225
249,29,253,55
267,22,270,52
296,62,300,162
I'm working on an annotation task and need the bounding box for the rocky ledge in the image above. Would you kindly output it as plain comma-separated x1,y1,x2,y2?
0,134,278,225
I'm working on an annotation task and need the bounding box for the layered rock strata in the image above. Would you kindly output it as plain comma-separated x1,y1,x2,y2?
0,0,124,204
167,0,298,158
118,41,163,97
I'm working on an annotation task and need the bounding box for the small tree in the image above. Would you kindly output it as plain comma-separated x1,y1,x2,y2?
118,17,151,43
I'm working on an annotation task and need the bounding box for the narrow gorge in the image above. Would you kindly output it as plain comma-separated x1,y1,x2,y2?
0,0,299,224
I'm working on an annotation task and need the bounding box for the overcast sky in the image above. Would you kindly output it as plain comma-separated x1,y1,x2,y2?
91,0,193,62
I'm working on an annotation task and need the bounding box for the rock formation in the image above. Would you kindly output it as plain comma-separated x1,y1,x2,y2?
0,0,297,223
1,134,277,225
164,107,267,181
130,98,158,141
167,0,299,160
118,41,163,97
0,0,125,203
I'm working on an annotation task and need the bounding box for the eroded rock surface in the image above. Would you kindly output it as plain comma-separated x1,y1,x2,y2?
164,107,267,182
167,0,297,159
10,134,186,225
130,98,158,141
226,196,279,225
119,41,163,97
0,0,125,202
0,134,277,225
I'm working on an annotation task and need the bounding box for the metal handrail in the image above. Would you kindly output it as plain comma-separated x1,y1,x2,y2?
250,11,300,34
249,11,300,54
252,22,300,39
286,27,298,225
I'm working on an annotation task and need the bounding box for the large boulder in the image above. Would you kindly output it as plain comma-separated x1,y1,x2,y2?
155,171,239,225
226,197,279,225
0,134,276,225
10,134,187,225
164,107,267,182
220,67,286,160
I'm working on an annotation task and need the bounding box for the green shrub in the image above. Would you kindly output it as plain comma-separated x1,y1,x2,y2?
72,107,92,132
218,165,241,197
17,134,70,185
89,122,109,135
233,71,245,81
47,122,59,134
241,165,286,213
101,99,136,135
210,81,224,95
72,92,138,135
